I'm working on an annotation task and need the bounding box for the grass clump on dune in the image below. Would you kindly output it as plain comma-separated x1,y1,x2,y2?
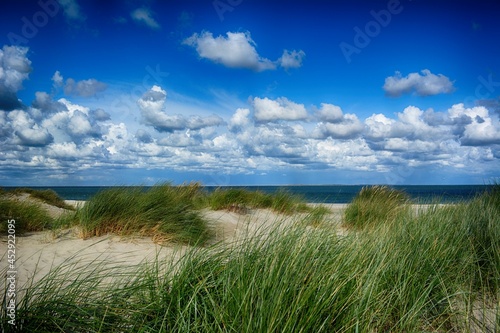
10,188,74,210
71,183,211,245
343,185,410,229
0,198,53,234
207,187,309,214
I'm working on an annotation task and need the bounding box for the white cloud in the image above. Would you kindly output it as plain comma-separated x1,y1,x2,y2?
229,108,251,132
131,7,160,30
57,0,86,22
448,103,500,146
316,103,344,122
365,106,448,143
14,128,53,146
184,31,305,72
67,110,94,137
313,113,364,139
184,31,276,71
53,71,107,97
1,62,498,184
383,69,455,97
0,45,32,110
253,97,308,122
138,86,224,132
64,77,107,97
91,108,111,121
32,91,66,114
279,50,306,70
52,70,63,87
313,104,363,139
135,129,153,143
365,113,395,140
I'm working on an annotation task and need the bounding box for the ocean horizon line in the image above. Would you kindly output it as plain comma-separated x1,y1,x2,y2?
2,184,493,204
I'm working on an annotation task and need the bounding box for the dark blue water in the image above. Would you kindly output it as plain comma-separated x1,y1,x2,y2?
2,185,493,203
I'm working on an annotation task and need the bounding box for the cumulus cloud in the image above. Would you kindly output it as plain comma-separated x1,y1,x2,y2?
0,45,32,110
365,106,449,144
253,97,308,122
138,86,224,132
4,110,53,147
1,52,498,184
184,31,305,72
229,108,251,132
135,129,153,143
52,71,107,97
14,128,53,146
364,113,395,140
91,108,111,121
448,103,500,146
131,7,161,30
279,50,306,70
184,31,276,71
313,113,364,139
52,70,64,87
315,103,344,122
64,78,107,97
58,0,86,22
312,104,364,139
383,69,455,97
32,91,66,115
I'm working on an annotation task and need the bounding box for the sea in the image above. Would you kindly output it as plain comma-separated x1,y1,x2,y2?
2,185,494,204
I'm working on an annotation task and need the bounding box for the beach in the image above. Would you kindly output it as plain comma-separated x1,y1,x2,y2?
1,186,498,332
2,200,347,290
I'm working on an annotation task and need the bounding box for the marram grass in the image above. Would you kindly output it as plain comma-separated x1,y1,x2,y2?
10,188,74,210
2,186,499,332
206,187,309,214
0,198,53,234
343,185,410,229
67,183,212,245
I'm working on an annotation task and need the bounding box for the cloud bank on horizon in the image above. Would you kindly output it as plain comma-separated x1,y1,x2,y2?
0,0,499,185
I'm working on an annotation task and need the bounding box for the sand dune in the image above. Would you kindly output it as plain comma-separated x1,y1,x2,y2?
1,201,346,292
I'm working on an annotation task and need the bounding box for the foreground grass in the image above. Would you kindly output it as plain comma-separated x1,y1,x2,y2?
3,186,498,332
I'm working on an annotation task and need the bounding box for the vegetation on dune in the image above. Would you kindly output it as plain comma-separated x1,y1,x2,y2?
2,186,498,332
0,188,76,234
343,185,410,229
0,198,53,234
65,183,212,245
9,188,74,210
206,187,310,214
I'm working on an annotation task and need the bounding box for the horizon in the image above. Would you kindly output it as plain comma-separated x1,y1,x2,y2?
1,0,499,186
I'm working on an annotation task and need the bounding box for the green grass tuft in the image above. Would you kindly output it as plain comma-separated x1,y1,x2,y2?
207,187,309,214
343,185,410,229
0,198,53,234
71,183,212,245
9,187,74,210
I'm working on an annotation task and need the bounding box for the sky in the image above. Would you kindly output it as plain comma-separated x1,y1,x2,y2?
0,0,499,186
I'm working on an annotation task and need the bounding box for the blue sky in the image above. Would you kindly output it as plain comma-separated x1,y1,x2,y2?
0,0,499,186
